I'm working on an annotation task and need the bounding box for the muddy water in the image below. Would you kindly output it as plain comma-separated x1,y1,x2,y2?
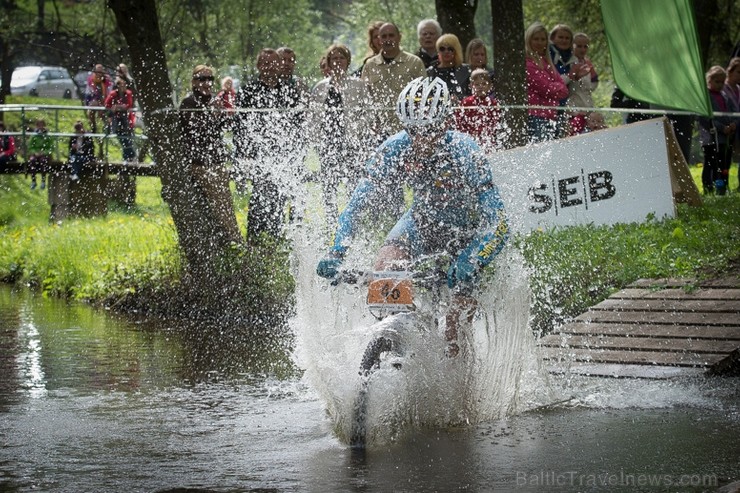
1,285,738,492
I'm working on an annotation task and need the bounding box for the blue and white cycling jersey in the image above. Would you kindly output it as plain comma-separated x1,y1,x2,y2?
331,129,508,267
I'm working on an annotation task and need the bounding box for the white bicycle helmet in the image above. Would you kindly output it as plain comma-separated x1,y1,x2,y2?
396,76,451,128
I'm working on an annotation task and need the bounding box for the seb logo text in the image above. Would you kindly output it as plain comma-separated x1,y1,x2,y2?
528,170,616,214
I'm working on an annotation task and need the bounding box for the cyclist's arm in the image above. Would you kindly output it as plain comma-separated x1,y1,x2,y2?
331,135,408,254
331,177,377,253
457,140,509,268
471,184,509,268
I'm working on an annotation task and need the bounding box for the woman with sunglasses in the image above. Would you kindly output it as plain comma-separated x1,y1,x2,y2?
426,34,471,102
317,76,509,357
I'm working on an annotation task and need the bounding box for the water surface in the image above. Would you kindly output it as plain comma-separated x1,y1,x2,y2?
1,285,738,492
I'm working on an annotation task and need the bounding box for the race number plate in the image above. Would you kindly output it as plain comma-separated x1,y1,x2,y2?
367,272,414,311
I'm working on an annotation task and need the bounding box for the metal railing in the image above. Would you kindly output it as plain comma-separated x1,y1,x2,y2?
0,103,146,162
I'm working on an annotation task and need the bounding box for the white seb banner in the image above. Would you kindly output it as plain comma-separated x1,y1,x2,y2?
489,118,689,234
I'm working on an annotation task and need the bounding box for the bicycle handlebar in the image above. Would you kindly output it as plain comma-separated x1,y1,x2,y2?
331,253,452,288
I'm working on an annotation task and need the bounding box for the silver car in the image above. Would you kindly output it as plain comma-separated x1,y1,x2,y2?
11,66,78,99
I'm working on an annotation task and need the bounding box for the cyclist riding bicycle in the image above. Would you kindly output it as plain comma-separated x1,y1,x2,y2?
317,76,509,356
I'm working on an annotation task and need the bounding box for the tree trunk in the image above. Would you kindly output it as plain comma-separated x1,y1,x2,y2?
108,0,243,283
435,0,477,52
693,0,717,68
491,0,527,149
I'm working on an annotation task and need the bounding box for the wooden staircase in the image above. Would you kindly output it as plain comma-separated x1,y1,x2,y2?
539,275,740,379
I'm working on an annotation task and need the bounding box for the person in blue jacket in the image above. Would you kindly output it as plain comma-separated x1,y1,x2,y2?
317,76,509,356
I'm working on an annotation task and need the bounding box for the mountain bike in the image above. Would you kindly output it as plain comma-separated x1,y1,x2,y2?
331,254,455,449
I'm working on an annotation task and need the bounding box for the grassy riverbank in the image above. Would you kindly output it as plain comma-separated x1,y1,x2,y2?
1,167,738,331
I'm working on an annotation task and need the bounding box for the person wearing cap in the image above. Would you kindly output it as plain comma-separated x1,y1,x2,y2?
67,121,95,181
179,64,242,247
316,76,509,356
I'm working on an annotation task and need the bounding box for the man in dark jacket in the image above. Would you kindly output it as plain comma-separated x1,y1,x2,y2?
234,48,306,242
179,64,242,247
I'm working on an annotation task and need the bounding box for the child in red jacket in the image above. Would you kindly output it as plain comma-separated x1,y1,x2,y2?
455,68,500,151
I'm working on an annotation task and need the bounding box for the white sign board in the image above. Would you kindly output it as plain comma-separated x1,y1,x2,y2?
489,119,677,234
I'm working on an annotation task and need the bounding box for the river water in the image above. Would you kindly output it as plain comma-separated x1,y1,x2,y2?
1,283,738,493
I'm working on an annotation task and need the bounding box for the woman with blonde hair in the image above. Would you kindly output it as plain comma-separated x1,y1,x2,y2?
525,22,568,143
310,43,371,232
354,20,384,76
426,33,471,100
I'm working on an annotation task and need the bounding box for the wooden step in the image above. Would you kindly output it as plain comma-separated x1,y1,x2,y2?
575,310,738,326
539,334,738,354
541,276,740,377
540,347,726,367
555,322,740,340
591,298,740,313
612,288,740,301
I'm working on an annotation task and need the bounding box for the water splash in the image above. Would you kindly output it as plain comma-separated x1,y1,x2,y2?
287,207,558,447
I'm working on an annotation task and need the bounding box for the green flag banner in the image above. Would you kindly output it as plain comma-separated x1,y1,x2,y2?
601,0,711,116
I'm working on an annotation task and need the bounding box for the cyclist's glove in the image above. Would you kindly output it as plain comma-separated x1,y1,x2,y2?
447,249,481,290
317,247,347,279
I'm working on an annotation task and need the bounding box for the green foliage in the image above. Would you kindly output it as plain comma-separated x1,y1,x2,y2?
158,0,332,94
520,193,740,334
3,166,738,337
1,0,125,74
0,175,179,299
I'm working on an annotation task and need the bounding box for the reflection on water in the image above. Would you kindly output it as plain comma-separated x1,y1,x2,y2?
0,285,739,493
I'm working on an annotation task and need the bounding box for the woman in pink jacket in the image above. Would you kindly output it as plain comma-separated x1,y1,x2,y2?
525,22,569,143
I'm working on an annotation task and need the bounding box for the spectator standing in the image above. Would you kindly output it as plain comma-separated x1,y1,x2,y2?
465,38,495,80
525,22,568,143
455,68,499,151
67,121,95,181
277,46,309,96
27,119,54,190
426,33,471,102
610,86,651,124
548,24,588,137
416,19,442,68
235,48,306,241
723,57,740,169
116,64,136,102
584,112,607,133
354,21,384,77
724,58,740,111
85,64,112,157
309,43,371,234
362,22,426,142
698,66,737,195
548,25,578,87
104,77,137,163
180,64,241,245
361,22,425,217
566,32,599,134
217,76,237,110
0,122,17,167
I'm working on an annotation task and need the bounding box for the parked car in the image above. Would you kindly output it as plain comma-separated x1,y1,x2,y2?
10,66,78,99
73,70,91,98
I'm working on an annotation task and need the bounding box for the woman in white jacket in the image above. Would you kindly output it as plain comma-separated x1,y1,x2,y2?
309,43,371,234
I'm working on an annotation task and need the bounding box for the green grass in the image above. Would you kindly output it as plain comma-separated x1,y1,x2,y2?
0,175,179,300
0,161,738,332
521,193,739,333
